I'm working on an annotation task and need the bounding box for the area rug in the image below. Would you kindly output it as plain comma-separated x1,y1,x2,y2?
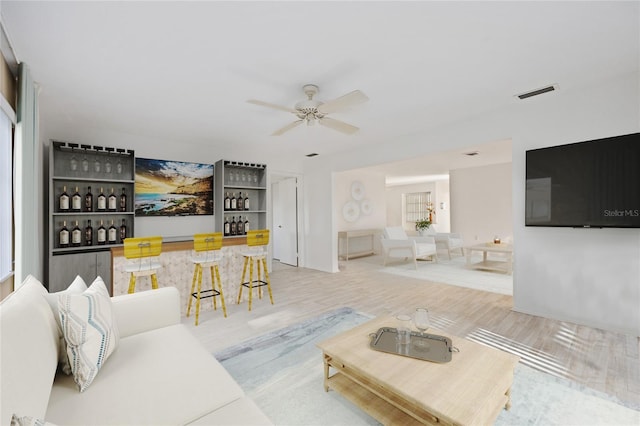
379,254,513,295
214,307,639,426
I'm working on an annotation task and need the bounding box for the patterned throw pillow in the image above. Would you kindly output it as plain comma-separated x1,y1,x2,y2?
58,277,119,392
44,275,88,374
10,414,57,426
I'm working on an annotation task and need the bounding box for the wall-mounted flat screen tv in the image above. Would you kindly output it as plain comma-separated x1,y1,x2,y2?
525,132,640,228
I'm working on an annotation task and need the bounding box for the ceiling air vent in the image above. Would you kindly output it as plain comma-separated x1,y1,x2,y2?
516,84,558,100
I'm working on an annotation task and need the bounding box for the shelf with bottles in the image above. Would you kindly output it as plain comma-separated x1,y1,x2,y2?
222,212,266,238
53,215,133,252
222,188,266,212
54,182,133,214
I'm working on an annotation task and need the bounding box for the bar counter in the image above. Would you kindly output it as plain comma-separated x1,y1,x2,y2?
111,236,260,316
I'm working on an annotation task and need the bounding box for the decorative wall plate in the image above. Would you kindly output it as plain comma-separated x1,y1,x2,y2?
351,181,365,201
342,201,360,222
360,199,372,215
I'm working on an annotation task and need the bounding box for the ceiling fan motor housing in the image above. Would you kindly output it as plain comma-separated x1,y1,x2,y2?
296,85,324,121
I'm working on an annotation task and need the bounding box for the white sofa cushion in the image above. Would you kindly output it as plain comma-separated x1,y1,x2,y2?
111,287,181,338
0,275,59,425
44,275,87,375
58,277,119,392
47,324,246,425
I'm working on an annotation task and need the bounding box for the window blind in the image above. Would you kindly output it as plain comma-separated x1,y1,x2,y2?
405,192,431,223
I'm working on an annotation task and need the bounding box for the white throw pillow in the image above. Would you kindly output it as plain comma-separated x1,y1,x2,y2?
44,275,87,375
58,276,119,392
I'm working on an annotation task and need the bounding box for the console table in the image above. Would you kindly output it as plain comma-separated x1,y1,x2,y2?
337,229,379,261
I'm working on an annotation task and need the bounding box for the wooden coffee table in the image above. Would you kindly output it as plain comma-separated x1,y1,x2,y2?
466,242,514,274
317,315,520,425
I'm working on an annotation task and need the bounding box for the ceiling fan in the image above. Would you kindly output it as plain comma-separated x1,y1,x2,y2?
247,84,368,136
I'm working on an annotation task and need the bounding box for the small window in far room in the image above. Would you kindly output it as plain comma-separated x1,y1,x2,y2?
405,191,431,223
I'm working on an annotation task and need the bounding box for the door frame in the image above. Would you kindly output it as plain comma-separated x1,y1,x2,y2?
269,170,305,268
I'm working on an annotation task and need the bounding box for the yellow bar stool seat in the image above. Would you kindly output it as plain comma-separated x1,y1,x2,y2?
237,229,273,311
187,233,227,325
123,236,163,294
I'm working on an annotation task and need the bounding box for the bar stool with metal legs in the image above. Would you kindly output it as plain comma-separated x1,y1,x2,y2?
123,236,163,294
237,229,273,311
187,232,227,325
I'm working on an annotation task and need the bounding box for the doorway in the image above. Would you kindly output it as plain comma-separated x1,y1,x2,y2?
271,173,301,267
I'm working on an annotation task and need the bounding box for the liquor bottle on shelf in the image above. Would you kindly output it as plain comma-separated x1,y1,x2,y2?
230,193,237,210
230,216,237,236
244,193,250,211
237,192,244,211
224,192,230,211
71,221,82,247
84,186,93,212
59,186,70,212
237,216,244,235
108,220,117,244
97,220,106,245
119,188,127,212
71,187,82,212
108,188,117,212
59,220,69,248
84,220,93,246
224,217,230,236
97,187,106,211
119,219,127,243
244,216,250,233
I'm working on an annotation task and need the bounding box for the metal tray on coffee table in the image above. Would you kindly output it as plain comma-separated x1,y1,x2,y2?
369,327,455,363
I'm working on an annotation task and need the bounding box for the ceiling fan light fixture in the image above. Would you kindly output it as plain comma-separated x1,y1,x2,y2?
248,84,368,135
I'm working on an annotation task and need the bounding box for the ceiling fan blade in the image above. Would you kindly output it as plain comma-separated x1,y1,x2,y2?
247,99,298,114
318,116,360,135
317,90,369,114
272,119,304,136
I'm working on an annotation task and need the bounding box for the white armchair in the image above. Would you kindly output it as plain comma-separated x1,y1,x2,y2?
380,226,438,269
427,225,464,260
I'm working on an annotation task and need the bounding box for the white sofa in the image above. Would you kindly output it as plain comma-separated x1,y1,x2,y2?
0,275,272,426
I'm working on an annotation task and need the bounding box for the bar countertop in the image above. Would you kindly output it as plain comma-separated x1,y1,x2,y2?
110,235,248,257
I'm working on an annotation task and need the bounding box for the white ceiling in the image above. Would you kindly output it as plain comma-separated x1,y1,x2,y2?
2,1,638,181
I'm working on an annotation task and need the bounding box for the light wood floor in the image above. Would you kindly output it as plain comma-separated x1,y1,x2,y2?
182,255,640,409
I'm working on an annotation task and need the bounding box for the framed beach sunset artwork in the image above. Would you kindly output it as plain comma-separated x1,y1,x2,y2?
135,157,214,216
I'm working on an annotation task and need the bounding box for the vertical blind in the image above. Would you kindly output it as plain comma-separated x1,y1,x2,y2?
405,192,431,222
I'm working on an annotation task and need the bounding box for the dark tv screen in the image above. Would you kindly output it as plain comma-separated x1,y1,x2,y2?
525,132,640,228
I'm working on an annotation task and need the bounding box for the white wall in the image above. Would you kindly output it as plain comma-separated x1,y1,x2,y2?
385,181,443,232
450,162,512,245
334,170,386,256
510,72,640,336
306,70,640,335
